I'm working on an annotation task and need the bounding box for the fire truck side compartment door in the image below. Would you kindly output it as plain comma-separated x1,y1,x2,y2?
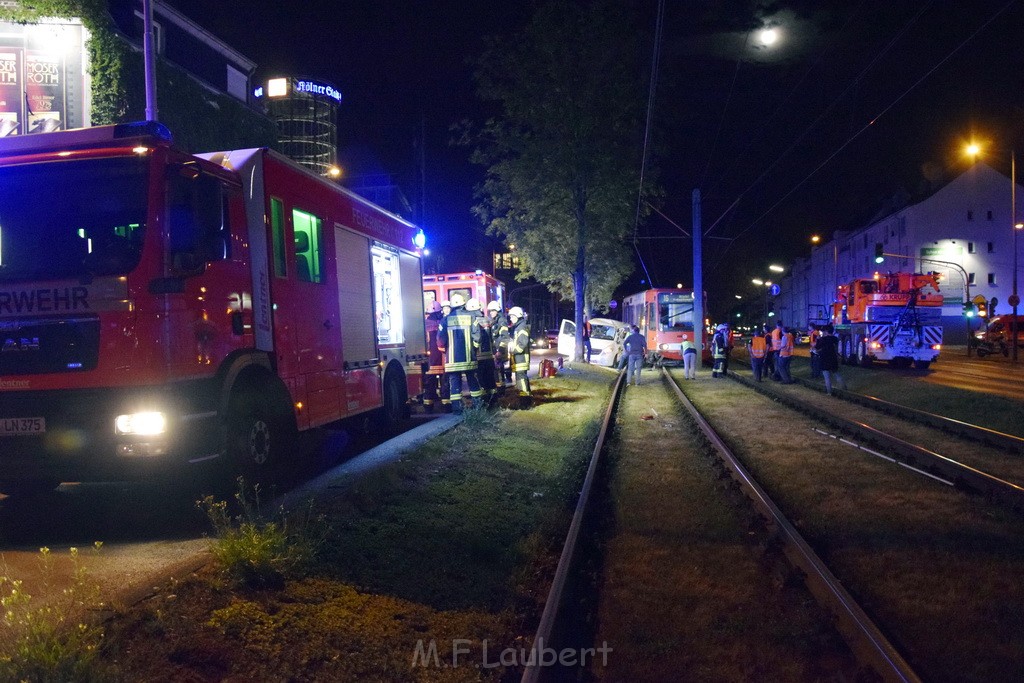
335,226,376,364
400,252,426,356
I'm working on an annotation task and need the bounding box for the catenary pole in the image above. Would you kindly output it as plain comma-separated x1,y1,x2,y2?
693,189,704,355
143,0,158,121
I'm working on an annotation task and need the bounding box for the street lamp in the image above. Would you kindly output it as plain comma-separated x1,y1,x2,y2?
967,142,1020,361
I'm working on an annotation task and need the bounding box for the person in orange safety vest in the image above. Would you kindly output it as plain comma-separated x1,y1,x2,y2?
748,327,768,382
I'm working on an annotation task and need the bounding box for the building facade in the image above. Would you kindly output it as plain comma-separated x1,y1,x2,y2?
776,163,1021,344
0,0,275,152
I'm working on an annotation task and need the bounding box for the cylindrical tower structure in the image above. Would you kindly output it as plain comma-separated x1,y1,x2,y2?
257,76,341,177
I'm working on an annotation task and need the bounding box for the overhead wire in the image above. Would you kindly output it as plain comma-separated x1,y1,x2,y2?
632,0,665,287
705,0,932,240
703,0,870,200
712,0,1018,251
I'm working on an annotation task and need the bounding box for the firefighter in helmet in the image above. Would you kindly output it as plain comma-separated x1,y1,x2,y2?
467,298,498,405
507,306,532,408
423,300,449,412
487,300,510,395
711,323,729,378
436,292,483,412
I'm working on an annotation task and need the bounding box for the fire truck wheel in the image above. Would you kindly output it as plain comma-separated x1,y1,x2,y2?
227,392,286,480
382,369,409,431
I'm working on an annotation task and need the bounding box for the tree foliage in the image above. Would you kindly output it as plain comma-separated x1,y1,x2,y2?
466,1,656,324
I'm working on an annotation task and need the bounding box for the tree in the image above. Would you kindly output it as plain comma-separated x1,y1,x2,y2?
465,1,656,361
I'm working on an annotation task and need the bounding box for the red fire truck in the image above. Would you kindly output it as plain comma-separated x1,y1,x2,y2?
422,271,505,310
0,122,426,493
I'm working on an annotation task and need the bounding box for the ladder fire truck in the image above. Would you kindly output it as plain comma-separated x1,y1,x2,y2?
832,272,943,369
0,122,427,494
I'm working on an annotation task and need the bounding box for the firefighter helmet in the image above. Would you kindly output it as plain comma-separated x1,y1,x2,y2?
449,292,466,307
465,298,482,311
427,300,442,313
508,306,524,320
716,323,728,331
486,300,501,312
440,300,450,309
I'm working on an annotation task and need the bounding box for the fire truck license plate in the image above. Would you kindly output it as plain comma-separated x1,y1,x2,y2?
0,418,45,436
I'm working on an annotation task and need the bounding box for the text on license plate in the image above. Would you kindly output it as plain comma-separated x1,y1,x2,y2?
0,417,46,436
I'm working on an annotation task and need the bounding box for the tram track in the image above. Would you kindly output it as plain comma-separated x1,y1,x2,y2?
665,367,1024,682
726,370,1024,509
523,368,920,682
735,354,1024,451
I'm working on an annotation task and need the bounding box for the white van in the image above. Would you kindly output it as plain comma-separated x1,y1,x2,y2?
557,318,629,367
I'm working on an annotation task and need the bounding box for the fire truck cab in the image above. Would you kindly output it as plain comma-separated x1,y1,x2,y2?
0,123,426,493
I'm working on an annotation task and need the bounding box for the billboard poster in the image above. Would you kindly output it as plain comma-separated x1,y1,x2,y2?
0,49,19,137
25,50,63,133
0,19,87,134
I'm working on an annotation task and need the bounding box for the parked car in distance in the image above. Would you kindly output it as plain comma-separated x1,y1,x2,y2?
556,318,629,366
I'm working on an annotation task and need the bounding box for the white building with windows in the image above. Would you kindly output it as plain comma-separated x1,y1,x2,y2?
778,162,1022,344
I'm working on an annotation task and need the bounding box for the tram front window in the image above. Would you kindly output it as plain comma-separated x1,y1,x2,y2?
657,293,694,332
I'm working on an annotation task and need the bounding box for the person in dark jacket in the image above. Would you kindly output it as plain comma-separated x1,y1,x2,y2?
622,325,647,386
815,324,846,395
422,300,448,412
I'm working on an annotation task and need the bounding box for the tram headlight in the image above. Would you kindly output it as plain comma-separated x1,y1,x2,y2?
114,411,167,436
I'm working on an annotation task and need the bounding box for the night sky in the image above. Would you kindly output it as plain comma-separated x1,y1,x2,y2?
166,0,1024,313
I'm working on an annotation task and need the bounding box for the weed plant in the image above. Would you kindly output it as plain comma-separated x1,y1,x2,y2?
198,479,327,590
0,544,108,682
460,404,493,429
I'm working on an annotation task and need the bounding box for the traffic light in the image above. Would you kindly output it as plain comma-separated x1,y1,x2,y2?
963,302,975,318
874,243,884,264
977,300,988,318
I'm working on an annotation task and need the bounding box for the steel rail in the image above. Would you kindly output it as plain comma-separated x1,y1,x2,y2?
662,367,921,683
830,386,1024,455
734,355,1024,454
730,371,1024,509
521,369,627,683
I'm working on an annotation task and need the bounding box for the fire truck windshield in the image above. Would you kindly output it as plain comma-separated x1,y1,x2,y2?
0,156,149,282
657,292,695,332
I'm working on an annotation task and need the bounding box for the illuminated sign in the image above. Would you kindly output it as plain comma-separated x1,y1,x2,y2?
266,77,288,97
0,19,88,136
295,80,342,102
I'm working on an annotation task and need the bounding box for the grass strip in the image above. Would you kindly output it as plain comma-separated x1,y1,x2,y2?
101,366,612,681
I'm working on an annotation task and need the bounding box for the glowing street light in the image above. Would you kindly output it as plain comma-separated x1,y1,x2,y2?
967,141,1020,361
769,264,784,273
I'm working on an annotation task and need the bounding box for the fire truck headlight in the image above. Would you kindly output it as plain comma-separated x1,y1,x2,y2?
115,411,167,436
869,341,882,350
931,344,941,351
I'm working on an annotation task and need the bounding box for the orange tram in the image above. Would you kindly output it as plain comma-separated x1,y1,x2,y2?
621,288,710,365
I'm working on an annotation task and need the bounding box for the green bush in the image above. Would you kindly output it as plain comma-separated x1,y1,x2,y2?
199,480,327,590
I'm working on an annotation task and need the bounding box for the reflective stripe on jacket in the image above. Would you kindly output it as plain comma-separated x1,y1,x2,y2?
437,307,479,372
749,336,767,358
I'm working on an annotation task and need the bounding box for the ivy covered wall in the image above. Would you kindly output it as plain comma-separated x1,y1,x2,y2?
0,0,276,152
